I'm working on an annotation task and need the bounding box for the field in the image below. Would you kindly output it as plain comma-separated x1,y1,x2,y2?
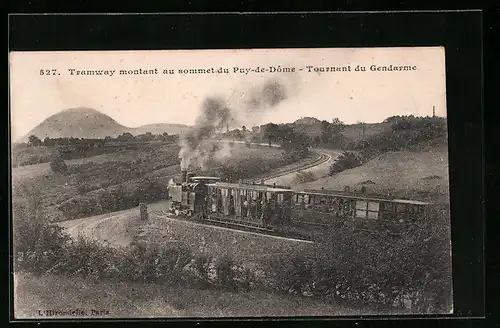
14,273,361,318
296,145,450,203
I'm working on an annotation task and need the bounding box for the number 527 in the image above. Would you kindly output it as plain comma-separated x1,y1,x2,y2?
40,69,59,75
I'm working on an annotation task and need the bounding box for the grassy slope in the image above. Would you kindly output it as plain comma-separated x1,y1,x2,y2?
296,144,450,204
14,273,361,318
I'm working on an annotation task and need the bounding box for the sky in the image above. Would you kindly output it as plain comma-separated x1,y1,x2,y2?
9,47,447,140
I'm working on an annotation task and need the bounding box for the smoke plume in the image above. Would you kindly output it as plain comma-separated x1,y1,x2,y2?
179,76,298,171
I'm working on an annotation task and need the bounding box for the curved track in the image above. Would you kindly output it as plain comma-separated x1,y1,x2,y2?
58,147,341,246
262,149,341,187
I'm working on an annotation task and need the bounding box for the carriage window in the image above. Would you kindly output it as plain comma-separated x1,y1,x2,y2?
367,202,380,219
355,200,368,218
381,202,394,212
396,204,407,214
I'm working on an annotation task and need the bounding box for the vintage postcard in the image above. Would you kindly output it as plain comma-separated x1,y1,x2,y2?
10,47,452,319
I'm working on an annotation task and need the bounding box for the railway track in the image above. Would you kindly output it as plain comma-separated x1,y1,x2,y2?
245,151,332,184
158,210,314,243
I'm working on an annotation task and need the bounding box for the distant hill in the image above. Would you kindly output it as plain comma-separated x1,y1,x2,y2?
133,123,190,136
19,107,191,142
20,107,130,142
293,117,322,125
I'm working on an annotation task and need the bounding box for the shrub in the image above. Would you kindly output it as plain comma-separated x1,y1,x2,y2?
214,254,238,291
262,217,452,313
59,235,119,280
329,151,364,176
191,253,214,287
13,193,72,275
265,254,315,296
293,171,316,184
50,154,68,174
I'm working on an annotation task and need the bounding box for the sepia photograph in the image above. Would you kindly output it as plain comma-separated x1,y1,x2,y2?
10,47,452,319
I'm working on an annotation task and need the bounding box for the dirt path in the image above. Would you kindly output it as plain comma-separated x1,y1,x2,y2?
59,201,171,247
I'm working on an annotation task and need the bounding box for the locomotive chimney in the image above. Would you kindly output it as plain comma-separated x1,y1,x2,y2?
181,170,187,183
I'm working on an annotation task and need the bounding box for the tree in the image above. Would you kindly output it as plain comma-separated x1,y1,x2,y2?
320,118,344,147
242,125,247,132
50,153,68,174
313,136,321,147
118,132,134,141
262,123,279,147
28,135,42,147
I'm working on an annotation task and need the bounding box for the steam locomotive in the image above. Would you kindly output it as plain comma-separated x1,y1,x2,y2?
167,170,432,240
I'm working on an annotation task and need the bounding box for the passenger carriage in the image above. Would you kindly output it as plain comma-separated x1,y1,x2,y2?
168,171,432,238
205,182,295,230
292,188,432,232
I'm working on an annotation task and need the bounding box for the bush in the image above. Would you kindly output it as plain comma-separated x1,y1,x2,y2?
265,254,315,296
329,151,364,176
13,193,71,276
50,155,68,174
58,235,119,280
214,254,237,291
293,171,316,184
191,253,214,287
262,216,452,313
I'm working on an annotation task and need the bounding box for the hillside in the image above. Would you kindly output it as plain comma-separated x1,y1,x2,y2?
19,107,191,142
295,144,450,204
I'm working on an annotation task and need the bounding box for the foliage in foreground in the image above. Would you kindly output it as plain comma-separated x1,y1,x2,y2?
264,214,452,313
13,190,452,313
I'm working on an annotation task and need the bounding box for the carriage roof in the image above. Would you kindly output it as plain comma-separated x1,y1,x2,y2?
298,189,432,206
206,182,294,193
190,176,221,181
